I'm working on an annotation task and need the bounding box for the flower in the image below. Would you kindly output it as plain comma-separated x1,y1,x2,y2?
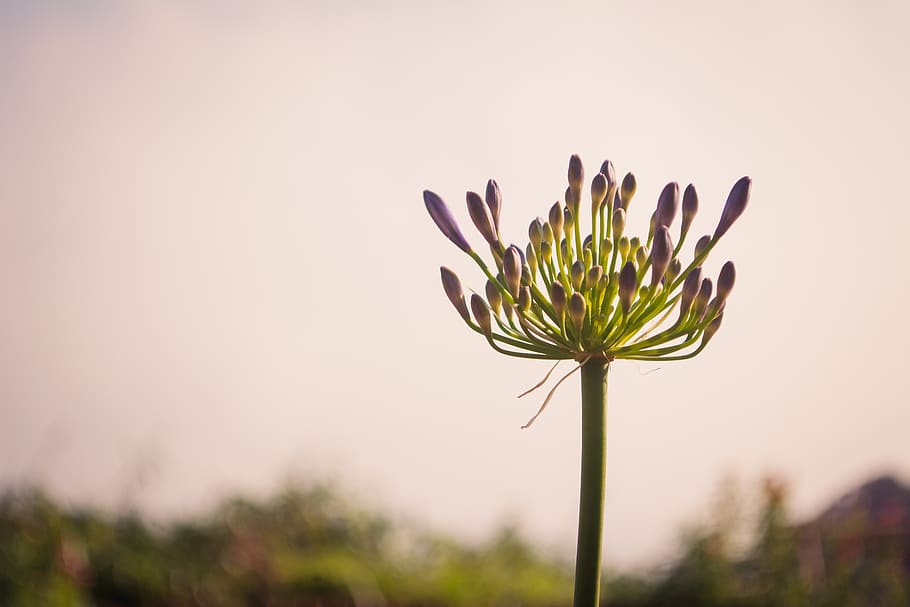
425,155,751,362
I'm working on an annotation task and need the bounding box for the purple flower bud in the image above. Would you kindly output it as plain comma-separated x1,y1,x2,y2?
679,266,703,317
571,260,585,290
551,282,567,318
568,154,584,192
424,190,472,253
692,278,713,321
470,293,492,335
713,176,752,241
440,267,470,321
681,184,698,235
599,160,616,188
542,222,554,245
587,264,603,287
619,260,638,313
503,245,523,298
655,182,680,228
620,172,636,209
650,225,674,288
466,191,498,247
549,202,564,239
565,186,580,213
703,312,724,344
525,244,537,275
569,292,587,333
591,172,608,212
666,258,682,283
612,207,626,240
694,235,711,259
485,279,503,315
528,219,543,250
485,179,502,232
716,261,736,302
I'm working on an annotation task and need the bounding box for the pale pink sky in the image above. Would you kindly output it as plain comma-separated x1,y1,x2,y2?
1,1,909,567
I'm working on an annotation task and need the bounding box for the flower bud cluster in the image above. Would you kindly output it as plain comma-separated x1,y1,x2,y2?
424,156,751,361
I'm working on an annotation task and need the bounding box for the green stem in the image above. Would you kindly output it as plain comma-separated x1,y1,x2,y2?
574,358,608,607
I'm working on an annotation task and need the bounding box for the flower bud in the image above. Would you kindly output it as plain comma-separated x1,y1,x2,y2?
716,261,736,302
551,282,567,318
466,191,498,247
666,258,682,283
591,172,608,212
692,278,713,321
635,245,649,268
679,266,703,317
601,238,613,256
599,160,616,188
569,292,586,333
470,293,492,335
565,186,580,214
518,286,532,313
650,225,673,287
681,183,698,236
571,260,586,290
564,206,575,233
549,202,564,240
568,154,584,193
694,235,711,259
528,219,543,250
485,179,502,232
542,222,554,245
503,246,523,298
612,207,626,240
655,182,680,228
485,279,503,315
702,312,724,344
619,260,638,313
425,190,471,252
526,243,537,276
620,172,636,209
440,267,470,321
618,236,630,261
540,241,553,261
713,176,751,241
561,238,569,261
583,247,593,267
588,264,603,287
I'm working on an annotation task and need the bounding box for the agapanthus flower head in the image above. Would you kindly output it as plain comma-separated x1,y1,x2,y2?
426,156,750,363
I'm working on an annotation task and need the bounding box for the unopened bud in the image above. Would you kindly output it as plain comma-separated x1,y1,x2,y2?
635,245,649,268
681,184,698,236
485,279,503,315
692,278,713,320
679,267,703,317
620,172,636,209
568,154,584,192
485,179,502,232
601,238,613,256
612,207,626,240
561,238,569,260
549,202,564,239
551,282,567,318
564,206,575,233
542,222,554,245
703,313,724,344
571,260,585,290
503,246,523,298
713,176,751,241
526,244,537,276
540,241,553,261
716,261,736,302
694,235,711,259
618,236,630,261
565,186,580,213
588,265,603,287
591,172,608,212
466,191,498,247
425,190,472,253
650,225,673,287
619,260,638,313
666,258,682,283
655,182,680,228
518,286,532,313
583,248,592,268
470,293,492,335
599,160,616,187
569,292,587,333
440,267,470,321
528,218,543,250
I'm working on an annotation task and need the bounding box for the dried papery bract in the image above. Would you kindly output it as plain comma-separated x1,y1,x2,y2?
423,156,751,607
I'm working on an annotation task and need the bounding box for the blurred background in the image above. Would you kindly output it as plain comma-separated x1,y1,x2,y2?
2,1,909,605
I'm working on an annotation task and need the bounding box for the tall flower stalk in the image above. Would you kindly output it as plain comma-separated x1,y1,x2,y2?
424,156,750,606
